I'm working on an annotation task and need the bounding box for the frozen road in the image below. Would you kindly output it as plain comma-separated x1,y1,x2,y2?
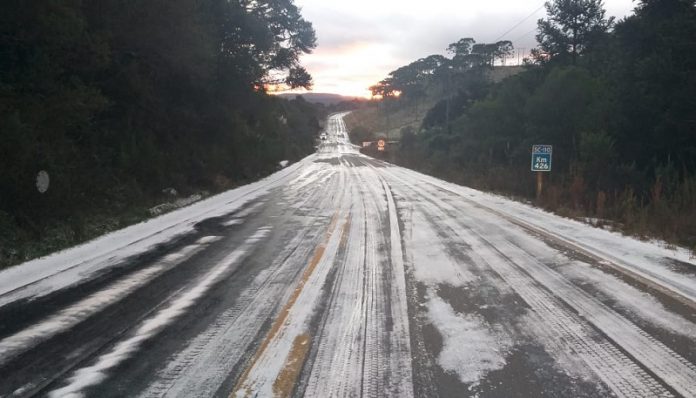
2,113,696,397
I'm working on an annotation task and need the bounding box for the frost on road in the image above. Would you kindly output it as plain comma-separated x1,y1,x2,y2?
1,113,696,397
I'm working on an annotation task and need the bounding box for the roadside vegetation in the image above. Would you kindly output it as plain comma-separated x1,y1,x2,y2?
0,0,323,268
348,0,696,251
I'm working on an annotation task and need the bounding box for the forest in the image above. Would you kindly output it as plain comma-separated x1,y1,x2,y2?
350,0,696,250
0,0,323,267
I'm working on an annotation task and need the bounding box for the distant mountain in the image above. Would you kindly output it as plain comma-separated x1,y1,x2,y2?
276,92,365,105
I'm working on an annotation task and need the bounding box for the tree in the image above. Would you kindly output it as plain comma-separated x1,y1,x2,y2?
0,0,321,266
471,41,514,67
369,78,396,98
608,0,696,171
214,0,316,92
447,38,476,58
285,67,313,89
534,0,614,64
524,66,607,169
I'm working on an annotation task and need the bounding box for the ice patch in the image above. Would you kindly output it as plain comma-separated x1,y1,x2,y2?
516,310,599,383
0,237,219,364
427,296,511,386
221,219,243,227
562,261,696,339
233,201,266,219
47,229,269,398
232,216,346,398
219,201,267,227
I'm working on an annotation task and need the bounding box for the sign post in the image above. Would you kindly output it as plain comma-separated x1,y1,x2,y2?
531,145,552,199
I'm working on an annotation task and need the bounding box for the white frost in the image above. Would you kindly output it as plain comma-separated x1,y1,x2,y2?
0,237,219,365
0,158,307,308
409,211,476,287
427,296,511,385
561,261,696,339
47,228,270,398
404,170,696,305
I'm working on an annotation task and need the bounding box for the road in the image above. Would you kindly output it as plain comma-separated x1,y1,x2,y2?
1,113,696,397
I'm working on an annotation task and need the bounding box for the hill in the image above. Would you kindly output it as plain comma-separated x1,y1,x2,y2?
277,92,365,105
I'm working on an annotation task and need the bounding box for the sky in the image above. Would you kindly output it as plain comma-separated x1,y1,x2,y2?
291,0,636,98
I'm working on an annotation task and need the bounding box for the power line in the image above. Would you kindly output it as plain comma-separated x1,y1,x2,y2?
493,4,546,42
513,26,539,43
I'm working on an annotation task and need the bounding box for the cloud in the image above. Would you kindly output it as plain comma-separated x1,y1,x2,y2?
294,0,635,96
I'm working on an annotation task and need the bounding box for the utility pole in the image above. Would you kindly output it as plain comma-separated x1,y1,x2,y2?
385,98,390,142
519,48,526,65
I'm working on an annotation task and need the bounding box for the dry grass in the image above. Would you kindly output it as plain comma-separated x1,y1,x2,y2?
390,148,696,255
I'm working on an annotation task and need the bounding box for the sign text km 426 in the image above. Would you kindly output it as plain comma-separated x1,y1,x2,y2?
531,145,552,172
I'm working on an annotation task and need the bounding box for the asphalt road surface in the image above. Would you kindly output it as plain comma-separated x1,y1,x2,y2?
2,113,696,398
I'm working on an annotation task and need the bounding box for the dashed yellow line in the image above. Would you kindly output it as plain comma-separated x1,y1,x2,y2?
339,218,351,249
272,333,311,397
232,212,345,397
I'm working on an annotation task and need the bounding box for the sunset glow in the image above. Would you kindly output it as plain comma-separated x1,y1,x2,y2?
288,42,400,98
292,0,635,97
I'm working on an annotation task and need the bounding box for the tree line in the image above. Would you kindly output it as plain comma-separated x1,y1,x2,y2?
362,0,696,249
0,0,322,267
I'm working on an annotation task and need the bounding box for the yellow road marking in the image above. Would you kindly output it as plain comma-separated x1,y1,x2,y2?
339,218,351,249
232,212,344,397
272,333,311,397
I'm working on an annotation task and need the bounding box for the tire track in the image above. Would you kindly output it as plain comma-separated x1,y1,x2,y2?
396,169,696,397
140,165,345,397
229,153,353,397
302,152,414,397
304,164,373,397
383,167,690,397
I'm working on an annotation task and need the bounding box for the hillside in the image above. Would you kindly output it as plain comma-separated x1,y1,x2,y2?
276,92,365,105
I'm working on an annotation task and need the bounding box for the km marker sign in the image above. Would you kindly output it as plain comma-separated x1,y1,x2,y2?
531,145,552,172
531,145,552,199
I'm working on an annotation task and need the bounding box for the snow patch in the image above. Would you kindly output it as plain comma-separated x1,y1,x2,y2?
408,211,475,287
233,215,346,397
427,295,511,386
0,237,219,364
221,219,243,227
0,157,308,308
149,193,203,216
386,165,696,305
47,229,269,398
561,261,696,339
516,310,599,383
